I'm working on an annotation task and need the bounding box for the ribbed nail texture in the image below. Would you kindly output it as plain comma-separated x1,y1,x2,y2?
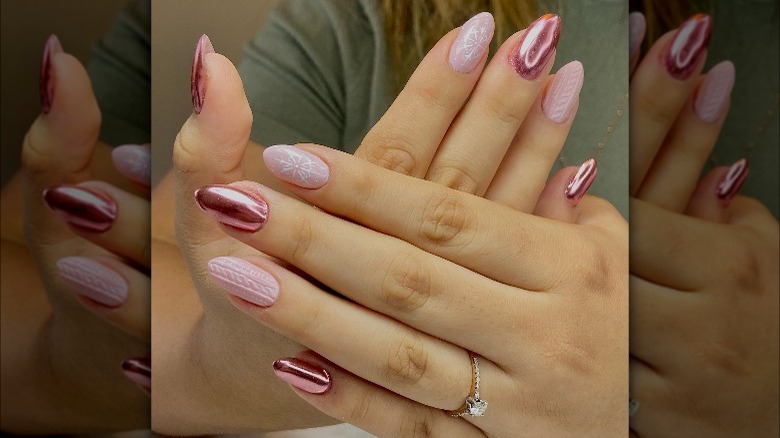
112,144,151,186
542,60,584,123
513,13,561,80
273,358,332,394
448,12,495,74
694,61,735,123
208,257,279,307
194,185,269,231
43,185,117,232
56,257,128,307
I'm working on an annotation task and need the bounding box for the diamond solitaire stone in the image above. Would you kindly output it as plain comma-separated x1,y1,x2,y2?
466,397,488,416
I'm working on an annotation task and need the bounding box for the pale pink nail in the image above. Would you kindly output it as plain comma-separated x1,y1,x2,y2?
207,257,279,307
112,144,151,186
273,357,332,394
542,60,584,123
694,61,735,123
263,145,330,189
716,158,748,206
448,12,495,74
56,257,128,307
565,158,598,205
629,12,646,74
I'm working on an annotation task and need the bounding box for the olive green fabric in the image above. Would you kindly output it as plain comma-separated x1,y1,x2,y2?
239,0,630,217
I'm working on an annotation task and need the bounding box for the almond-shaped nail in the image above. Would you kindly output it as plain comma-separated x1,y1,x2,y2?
112,144,151,186
191,34,215,114
694,61,735,123
56,257,128,307
565,158,597,205
716,158,748,205
208,257,279,307
513,13,561,80
448,12,495,74
273,358,331,394
542,60,584,123
629,12,646,74
663,14,712,80
194,185,268,231
40,34,63,114
263,145,330,189
43,185,117,232
121,357,151,394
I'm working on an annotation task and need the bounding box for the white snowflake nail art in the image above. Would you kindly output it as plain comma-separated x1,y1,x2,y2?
449,12,495,74
264,145,330,189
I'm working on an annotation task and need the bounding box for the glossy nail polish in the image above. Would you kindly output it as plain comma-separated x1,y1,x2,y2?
194,185,269,231
564,158,597,206
56,257,128,307
448,12,495,74
629,12,646,72
512,13,561,80
663,14,712,80
191,34,214,114
542,60,584,123
112,144,151,186
716,158,748,205
273,358,332,394
208,257,279,306
694,61,735,123
40,34,63,114
43,185,117,232
263,145,330,189
121,357,151,393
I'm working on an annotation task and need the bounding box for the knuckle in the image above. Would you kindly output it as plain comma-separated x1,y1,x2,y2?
419,191,476,248
479,94,525,126
345,386,378,425
288,302,325,345
347,165,381,217
634,94,678,128
171,131,201,174
407,81,461,113
724,241,763,294
428,164,480,193
359,132,418,174
385,333,429,386
381,253,433,313
397,405,436,438
541,335,599,378
288,215,315,262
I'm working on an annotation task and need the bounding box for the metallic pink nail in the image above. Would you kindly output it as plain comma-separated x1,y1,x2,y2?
112,144,151,186
663,14,712,80
542,60,584,123
208,257,279,307
694,61,735,123
56,257,128,307
121,357,151,394
565,158,598,206
263,145,330,189
629,12,646,74
191,34,214,114
40,34,63,114
43,185,117,232
194,185,269,231
512,13,561,80
273,358,332,394
716,158,748,206
448,12,495,74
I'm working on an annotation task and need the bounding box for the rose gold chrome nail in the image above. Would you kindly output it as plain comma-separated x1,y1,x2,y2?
716,158,748,206
565,158,598,206
40,34,63,114
121,357,151,393
273,358,331,394
512,13,561,80
191,34,214,114
663,14,712,80
43,185,117,232
194,185,269,231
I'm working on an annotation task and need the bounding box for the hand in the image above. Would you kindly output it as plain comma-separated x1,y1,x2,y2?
628,13,779,437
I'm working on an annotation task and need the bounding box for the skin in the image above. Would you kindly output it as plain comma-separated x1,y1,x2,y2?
628,21,779,437
154,18,627,436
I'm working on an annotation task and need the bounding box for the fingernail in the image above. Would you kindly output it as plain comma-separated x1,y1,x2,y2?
564,158,597,206
56,257,128,307
448,12,495,74
273,358,331,394
512,13,561,80
112,144,151,186
663,14,712,80
716,158,748,205
121,357,151,394
263,145,330,189
43,185,117,232
40,34,63,114
194,185,269,231
694,61,735,123
191,34,214,114
542,60,584,123
207,257,279,307
629,12,646,71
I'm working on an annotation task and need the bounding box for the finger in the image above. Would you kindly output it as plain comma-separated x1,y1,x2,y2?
355,13,494,176
637,61,734,211
685,162,746,222
112,144,151,192
43,182,150,268
532,164,589,223
426,14,560,194
629,14,712,194
272,352,483,438
629,12,646,77
485,60,583,210
55,256,150,340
